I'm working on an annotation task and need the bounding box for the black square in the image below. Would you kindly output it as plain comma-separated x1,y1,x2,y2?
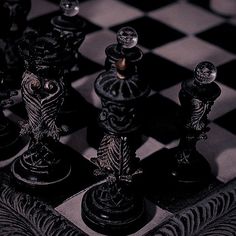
28,11,101,35
214,109,236,135
142,93,181,144
216,60,236,89
110,16,186,49
67,55,103,83
118,0,177,12
140,53,192,91
197,23,236,54
188,0,210,11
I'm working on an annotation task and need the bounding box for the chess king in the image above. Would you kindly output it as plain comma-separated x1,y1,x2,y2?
0,0,31,89
170,61,221,183
82,55,150,235
11,31,71,187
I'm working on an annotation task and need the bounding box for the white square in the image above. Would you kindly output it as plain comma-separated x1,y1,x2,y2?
80,30,116,65
198,123,236,183
153,36,236,70
28,0,59,19
72,71,102,108
149,2,224,35
79,0,143,27
160,82,236,121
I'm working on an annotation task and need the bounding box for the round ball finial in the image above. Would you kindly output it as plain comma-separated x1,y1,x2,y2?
117,26,138,49
60,0,80,17
194,61,217,85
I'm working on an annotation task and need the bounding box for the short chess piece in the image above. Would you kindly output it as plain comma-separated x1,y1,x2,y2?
105,26,143,71
0,0,31,89
82,58,150,235
51,0,86,134
169,61,221,183
0,71,27,167
11,31,71,187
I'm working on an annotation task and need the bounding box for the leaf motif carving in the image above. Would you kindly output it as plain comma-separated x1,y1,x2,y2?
0,185,87,236
146,184,236,236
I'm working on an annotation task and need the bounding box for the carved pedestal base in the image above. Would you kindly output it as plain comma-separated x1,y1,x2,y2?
11,142,71,187
169,147,211,184
82,182,145,235
0,119,27,166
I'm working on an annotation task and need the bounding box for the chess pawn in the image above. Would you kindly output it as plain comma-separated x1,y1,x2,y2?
0,71,26,166
51,0,86,134
170,61,221,183
105,26,143,71
82,58,150,235
11,31,71,187
0,0,31,89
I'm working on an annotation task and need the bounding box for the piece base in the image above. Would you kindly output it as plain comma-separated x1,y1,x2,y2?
81,183,145,235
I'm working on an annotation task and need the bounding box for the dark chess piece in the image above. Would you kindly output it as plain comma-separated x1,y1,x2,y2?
0,0,31,89
11,31,71,187
0,71,27,166
87,27,143,148
51,0,86,134
105,26,143,71
82,58,150,235
169,61,221,183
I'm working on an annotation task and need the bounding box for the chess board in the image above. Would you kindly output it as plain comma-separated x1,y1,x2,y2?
2,0,236,235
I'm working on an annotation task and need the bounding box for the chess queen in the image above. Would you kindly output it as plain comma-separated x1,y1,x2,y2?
11,31,71,187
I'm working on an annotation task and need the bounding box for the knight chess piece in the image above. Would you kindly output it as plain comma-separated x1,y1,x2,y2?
87,26,143,148
82,58,150,235
51,0,86,134
11,31,71,187
0,71,27,166
0,0,31,89
169,61,221,183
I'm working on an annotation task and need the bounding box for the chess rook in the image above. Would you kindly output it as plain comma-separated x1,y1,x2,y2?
11,31,71,187
82,58,150,235
170,61,221,183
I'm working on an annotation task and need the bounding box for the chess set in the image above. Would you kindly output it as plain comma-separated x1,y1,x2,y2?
1,0,236,235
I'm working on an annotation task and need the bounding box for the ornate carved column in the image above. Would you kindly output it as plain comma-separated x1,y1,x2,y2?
11,31,71,187
170,61,221,183
82,58,149,235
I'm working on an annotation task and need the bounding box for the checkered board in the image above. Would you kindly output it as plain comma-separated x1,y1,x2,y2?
2,0,236,235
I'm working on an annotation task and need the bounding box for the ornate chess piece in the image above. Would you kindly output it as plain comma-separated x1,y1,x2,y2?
105,26,143,71
11,31,71,187
87,26,143,148
82,58,149,235
170,61,221,183
0,71,26,166
51,0,86,134
0,0,31,89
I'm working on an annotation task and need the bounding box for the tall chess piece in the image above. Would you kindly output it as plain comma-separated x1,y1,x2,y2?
82,58,149,235
0,71,26,166
11,31,71,187
105,26,143,71
0,0,31,89
170,61,221,183
87,26,143,148
51,0,86,134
